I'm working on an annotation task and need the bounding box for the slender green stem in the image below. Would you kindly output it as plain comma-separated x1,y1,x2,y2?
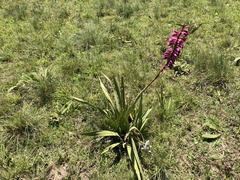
134,64,167,102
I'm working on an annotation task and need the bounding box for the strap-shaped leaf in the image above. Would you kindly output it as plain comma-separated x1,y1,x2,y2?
113,77,121,111
71,96,106,116
140,108,152,131
126,143,143,180
131,138,144,180
131,88,145,111
81,130,120,137
120,77,125,109
137,95,143,120
129,126,141,133
142,108,152,120
202,133,221,139
126,144,133,162
101,142,121,154
202,122,218,131
99,78,115,109
101,74,120,114
124,126,142,142
101,73,112,84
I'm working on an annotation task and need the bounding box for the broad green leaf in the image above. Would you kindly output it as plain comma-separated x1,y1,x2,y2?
102,142,121,154
81,130,120,137
131,138,143,172
142,108,152,120
71,96,106,115
137,95,143,120
113,77,121,111
60,101,73,115
8,85,17,92
126,144,141,180
71,96,99,111
131,138,144,180
101,73,112,83
124,126,140,142
132,84,148,110
99,78,115,109
71,96,95,108
101,74,121,111
129,126,141,134
133,157,141,180
202,122,218,131
135,96,143,130
140,109,152,131
126,144,132,162
202,133,221,139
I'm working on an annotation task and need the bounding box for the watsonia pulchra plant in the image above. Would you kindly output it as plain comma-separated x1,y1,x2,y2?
72,25,189,179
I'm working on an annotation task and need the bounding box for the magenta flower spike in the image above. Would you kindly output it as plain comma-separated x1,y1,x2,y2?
135,25,189,100
164,25,189,69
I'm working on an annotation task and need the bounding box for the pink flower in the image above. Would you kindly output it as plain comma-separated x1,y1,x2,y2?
163,49,173,59
136,25,190,95
167,37,177,47
172,30,180,37
163,25,189,69
173,48,181,57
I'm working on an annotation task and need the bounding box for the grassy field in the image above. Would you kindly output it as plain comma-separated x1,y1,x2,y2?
0,0,240,179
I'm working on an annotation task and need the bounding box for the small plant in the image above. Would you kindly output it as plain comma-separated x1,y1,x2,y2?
116,3,135,18
9,67,57,105
156,85,174,121
72,75,151,179
72,25,189,179
2,103,46,148
192,48,230,83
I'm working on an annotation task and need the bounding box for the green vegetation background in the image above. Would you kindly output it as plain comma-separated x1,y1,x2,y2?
0,0,239,179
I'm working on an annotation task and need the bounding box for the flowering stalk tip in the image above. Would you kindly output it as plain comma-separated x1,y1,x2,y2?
134,25,189,101
164,25,189,69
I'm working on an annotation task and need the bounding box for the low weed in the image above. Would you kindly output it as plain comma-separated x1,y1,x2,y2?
115,2,139,18
2,103,46,149
191,47,231,84
9,67,57,105
0,92,21,117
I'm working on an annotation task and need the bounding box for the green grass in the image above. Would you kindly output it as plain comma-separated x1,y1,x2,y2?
0,0,240,179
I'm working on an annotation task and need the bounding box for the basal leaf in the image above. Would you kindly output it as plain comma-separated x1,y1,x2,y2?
102,142,121,154
202,122,218,131
129,126,141,134
81,130,120,137
102,73,115,86
126,144,141,180
142,108,152,120
71,96,106,115
137,95,143,120
126,144,133,162
202,133,221,139
99,78,115,109
140,109,152,131
113,77,121,111
131,138,144,180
